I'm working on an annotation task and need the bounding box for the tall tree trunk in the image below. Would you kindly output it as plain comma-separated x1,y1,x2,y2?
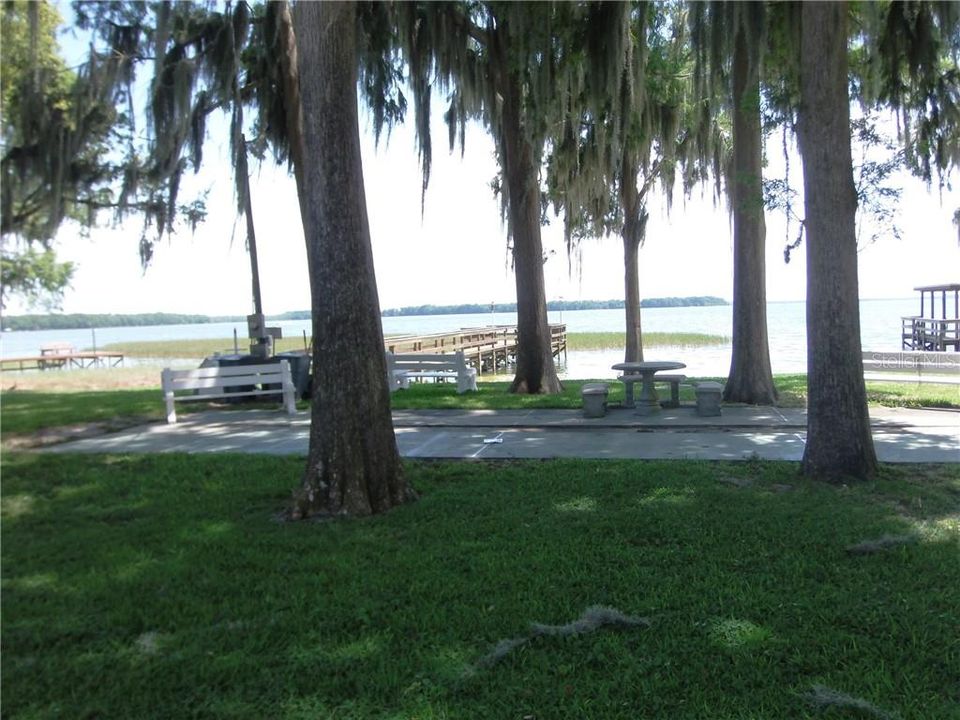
237,138,263,317
797,1,877,480
276,1,307,228
621,155,647,363
497,57,562,394
622,231,644,363
289,1,414,517
724,22,777,405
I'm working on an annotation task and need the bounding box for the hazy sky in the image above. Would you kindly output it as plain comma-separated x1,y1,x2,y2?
9,105,959,317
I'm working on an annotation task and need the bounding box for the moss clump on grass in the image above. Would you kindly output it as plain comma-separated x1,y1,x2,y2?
845,534,918,555
802,685,901,720
470,606,650,673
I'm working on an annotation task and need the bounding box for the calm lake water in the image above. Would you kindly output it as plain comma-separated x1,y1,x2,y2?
0,297,919,379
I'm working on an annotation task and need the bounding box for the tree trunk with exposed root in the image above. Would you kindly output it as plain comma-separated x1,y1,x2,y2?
797,1,877,480
289,1,414,517
724,21,777,405
621,155,647,363
495,39,563,395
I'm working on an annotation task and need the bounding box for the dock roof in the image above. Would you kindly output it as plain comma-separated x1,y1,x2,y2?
914,283,960,292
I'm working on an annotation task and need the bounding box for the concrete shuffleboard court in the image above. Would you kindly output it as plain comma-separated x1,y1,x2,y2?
42,406,960,464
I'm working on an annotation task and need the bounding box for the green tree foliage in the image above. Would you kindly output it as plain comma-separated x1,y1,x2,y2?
1,1,80,308
763,1,958,256
547,2,708,364
857,1,960,231
70,1,260,267
770,114,907,261
2,1,81,242
856,1,960,186
0,1,207,309
0,247,74,311
390,2,605,393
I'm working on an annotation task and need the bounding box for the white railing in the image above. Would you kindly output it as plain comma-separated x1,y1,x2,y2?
901,316,960,352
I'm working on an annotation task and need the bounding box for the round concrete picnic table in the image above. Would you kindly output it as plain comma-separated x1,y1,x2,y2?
612,360,687,415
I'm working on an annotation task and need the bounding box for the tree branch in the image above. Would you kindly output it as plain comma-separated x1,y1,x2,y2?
638,158,663,198
450,6,491,49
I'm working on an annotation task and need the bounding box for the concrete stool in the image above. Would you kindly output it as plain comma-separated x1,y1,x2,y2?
695,381,723,417
581,382,609,418
655,373,686,409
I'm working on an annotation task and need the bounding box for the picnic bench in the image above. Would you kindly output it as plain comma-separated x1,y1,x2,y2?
38,342,76,370
161,360,297,424
862,350,960,385
386,351,478,394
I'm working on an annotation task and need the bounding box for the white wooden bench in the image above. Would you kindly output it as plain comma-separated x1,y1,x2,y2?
40,342,75,355
386,351,478,394
161,360,297,424
862,350,960,385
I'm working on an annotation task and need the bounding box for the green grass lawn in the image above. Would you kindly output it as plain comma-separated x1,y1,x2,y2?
2,454,958,718
1,375,955,440
0,388,309,437
778,375,960,410
0,388,165,434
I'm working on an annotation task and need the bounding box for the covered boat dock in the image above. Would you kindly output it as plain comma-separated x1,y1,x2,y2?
902,283,960,352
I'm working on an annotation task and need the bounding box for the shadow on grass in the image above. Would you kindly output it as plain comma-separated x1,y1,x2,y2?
0,389,307,441
0,389,164,435
2,454,958,718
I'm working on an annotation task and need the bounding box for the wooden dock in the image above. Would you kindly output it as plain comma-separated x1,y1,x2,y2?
902,316,960,352
902,283,960,352
385,324,566,374
1,348,125,372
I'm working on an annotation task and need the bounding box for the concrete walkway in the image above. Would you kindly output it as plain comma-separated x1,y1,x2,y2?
45,405,960,463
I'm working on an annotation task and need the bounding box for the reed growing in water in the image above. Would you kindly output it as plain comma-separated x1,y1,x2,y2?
102,331,729,359
566,331,729,350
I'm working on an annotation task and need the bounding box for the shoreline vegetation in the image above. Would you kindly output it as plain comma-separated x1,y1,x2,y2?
90,332,729,359
0,296,727,331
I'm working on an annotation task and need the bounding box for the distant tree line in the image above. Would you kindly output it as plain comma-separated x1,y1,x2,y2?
272,311,311,321
1,313,244,331
637,296,728,309
382,296,728,317
3,296,728,330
